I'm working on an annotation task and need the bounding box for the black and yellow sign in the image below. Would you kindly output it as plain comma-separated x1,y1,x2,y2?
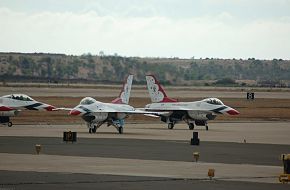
63,131,77,142
247,92,255,100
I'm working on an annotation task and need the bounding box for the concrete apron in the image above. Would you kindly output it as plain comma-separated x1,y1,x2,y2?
0,153,282,184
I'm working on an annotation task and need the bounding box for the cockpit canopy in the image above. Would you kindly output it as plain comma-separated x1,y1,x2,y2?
204,98,224,105
4,94,34,101
80,97,96,105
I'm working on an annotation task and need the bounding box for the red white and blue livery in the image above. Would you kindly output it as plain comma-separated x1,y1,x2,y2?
62,75,163,134
0,94,56,127
145,75,239,130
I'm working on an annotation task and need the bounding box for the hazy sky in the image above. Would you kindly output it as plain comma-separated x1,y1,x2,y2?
0,0,290,59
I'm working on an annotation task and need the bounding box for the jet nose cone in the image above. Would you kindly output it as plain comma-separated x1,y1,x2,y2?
69,109,82,116
44,105,56,111
227,109,240,115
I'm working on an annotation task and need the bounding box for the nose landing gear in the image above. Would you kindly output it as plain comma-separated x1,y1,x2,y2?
168,123,175,129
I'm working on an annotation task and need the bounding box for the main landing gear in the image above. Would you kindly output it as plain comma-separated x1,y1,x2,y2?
168,122,175,129
187,122,208,130
184,118,195,130
87,120,124,134
118,126,123,134
194,120,209,131
88,126,97,134
167,121,209,130
111,119,124,134
168,122,195,130
87,122,103,134
1,122,13,127
0,116,13,127
188,123,194,130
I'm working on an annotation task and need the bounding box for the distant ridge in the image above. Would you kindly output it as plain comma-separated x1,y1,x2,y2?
0,52,290,87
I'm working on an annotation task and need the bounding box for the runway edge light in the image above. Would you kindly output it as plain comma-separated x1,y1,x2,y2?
35,144,41,155
208,169,215,180
193,152,200,162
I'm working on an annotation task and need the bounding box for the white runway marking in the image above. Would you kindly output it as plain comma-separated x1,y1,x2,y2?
0,153,282,184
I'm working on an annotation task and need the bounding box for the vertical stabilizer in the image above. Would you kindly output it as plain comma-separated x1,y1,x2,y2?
145,75,177,103
111,75,133,104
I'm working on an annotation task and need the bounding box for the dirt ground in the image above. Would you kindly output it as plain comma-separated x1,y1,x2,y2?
1,85,289,124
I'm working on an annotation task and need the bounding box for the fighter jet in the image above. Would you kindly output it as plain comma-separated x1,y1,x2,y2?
144,75,239,130
0,94,56,127
61,75,163,134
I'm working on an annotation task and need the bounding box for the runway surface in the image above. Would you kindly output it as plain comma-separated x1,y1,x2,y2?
1,170,288,190
0,122,289,189
1,122,289,144
0,137,288,165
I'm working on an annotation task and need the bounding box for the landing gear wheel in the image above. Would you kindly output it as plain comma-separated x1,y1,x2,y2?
118,127,123,134
205,125,209,131
7,122,12,127
168,123,174,129
188,123,194,130
89,128,92,134
92,126,97,133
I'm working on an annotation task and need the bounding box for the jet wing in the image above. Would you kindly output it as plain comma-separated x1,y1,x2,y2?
83,107,168,117
52,107,73,111
148,106,193,111
143,114,160,118
132,108,169,116
121,109,168,115
58,105,169,116
145,105,211,111
89,108,167,115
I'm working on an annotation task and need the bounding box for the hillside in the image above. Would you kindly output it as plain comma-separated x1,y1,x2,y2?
1,52,290,86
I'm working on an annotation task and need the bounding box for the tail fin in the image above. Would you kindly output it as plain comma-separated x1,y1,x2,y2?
111,74,133,104
145,75,177,103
